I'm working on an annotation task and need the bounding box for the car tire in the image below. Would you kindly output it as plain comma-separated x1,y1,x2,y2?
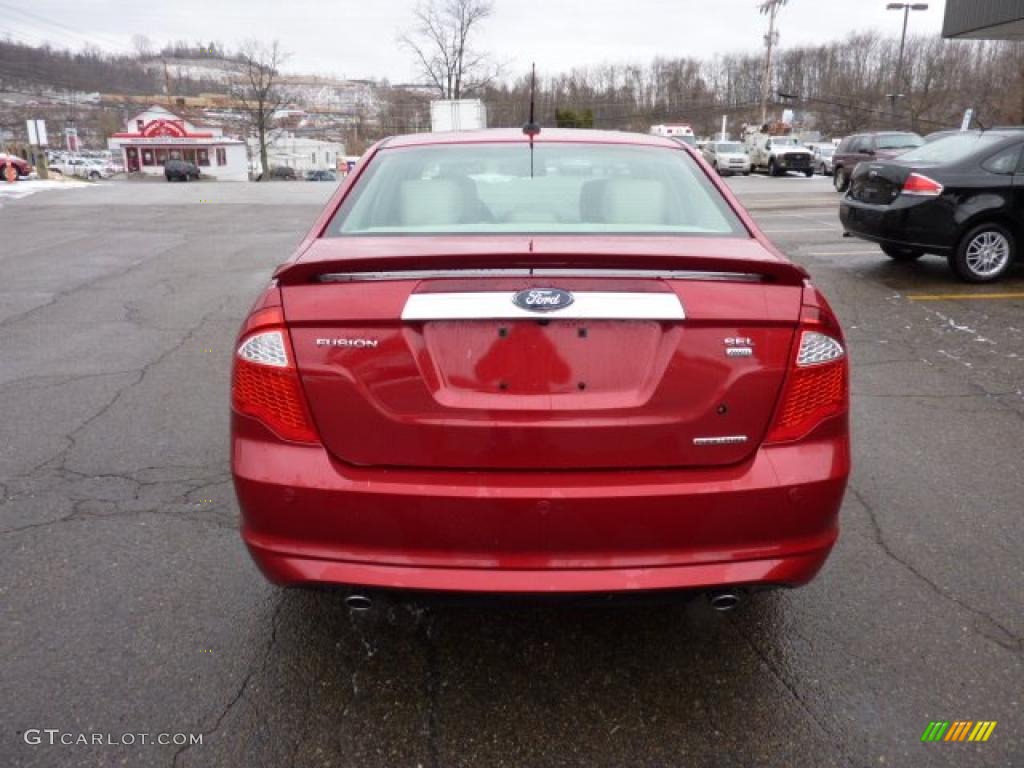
89,171,100,180
834,169,849,192
804,169,813,177
950,223,1016,283
768,159,778,176
881,244,925,261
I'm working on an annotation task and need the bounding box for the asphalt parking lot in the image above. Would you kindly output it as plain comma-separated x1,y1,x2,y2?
2,175,1021,768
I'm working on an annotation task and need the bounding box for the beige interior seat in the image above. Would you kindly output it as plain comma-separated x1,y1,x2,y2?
598,179,668,225
398,179,466,226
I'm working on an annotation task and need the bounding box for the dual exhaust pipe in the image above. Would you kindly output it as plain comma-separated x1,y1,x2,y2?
344,594,373,612
707,590,741,612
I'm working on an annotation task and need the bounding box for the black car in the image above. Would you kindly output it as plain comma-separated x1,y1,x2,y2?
305,169,337,181
165,158,200,182
839,131,1024,282
832,131,924,192
268,165,297,180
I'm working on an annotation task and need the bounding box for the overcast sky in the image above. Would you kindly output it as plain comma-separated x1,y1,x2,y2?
2,0,948,82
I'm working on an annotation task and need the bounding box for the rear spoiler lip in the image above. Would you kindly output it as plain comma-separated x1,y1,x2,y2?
275,253,808,287
314,268,767,284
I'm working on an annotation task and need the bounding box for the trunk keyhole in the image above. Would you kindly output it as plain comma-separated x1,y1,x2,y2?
499,382,508,391
717,404,728,415
577,382,587,391
578,328,588,338
498,327,508,338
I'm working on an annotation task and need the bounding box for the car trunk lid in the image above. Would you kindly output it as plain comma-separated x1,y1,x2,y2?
280,237,804,470
849,161,915,205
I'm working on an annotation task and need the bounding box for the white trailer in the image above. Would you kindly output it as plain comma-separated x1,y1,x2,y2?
430,100,488,132
649,123,694,138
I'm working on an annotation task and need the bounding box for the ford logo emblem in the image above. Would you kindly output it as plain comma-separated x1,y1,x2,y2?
512,288,574,312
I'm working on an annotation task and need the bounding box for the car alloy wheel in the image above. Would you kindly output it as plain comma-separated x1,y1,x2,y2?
963,230,1011,279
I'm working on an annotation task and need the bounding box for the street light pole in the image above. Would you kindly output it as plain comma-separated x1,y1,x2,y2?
887,3,929,127
759,0,788,126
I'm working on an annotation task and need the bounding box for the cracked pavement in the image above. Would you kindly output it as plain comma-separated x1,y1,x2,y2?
2,179,1021,767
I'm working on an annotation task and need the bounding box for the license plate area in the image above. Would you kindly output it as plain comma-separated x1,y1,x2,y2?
420,319,666,399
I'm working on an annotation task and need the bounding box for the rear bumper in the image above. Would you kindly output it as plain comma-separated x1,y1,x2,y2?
839,196,956,254
232,413,849,594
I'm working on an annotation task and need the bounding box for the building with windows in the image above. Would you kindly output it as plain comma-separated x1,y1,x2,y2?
247,133,345,176
107,106,248,181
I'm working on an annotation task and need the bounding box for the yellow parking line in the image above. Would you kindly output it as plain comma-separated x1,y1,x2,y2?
907,292,1024,302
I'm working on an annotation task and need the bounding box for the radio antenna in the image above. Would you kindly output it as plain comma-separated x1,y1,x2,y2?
522,62,540,138
522,63,540,177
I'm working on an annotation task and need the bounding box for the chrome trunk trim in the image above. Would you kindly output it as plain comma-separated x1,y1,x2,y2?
401,291,685,321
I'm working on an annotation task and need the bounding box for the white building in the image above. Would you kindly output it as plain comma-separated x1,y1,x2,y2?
248,133,345,175
107,105,248,181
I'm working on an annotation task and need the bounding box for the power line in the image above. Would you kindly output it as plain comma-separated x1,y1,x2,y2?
0,1,135,55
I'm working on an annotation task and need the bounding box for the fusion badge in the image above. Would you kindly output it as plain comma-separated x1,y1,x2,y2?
316,338,379,348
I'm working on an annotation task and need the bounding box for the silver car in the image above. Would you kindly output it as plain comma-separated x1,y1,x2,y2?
700,141,751,176
810,144,835,176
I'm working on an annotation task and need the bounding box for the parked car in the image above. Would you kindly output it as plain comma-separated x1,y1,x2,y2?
839,130,1024,282
164,158,200,182
50,157,114,180
701,141,751,175
810,144,835,176
231,129,850,601
305,169,337,181
0,153,33,180
268,165,298,180
832,131,924,192
744,133,813,176
923,129,965,143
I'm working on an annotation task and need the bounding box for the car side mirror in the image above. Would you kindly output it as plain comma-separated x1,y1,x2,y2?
863,148,875,156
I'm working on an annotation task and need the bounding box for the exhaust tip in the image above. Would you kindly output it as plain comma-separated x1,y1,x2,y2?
345,594,373,612
708,591,740,612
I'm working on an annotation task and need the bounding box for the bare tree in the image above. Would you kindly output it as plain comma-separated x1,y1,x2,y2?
131,34,153,58
230,40,290,181
400,0,498,99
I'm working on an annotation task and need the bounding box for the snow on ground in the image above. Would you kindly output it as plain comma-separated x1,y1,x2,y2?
0,178,97,206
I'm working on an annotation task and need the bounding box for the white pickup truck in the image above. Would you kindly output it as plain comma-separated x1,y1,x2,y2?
50,157,115,180
744,133,814,177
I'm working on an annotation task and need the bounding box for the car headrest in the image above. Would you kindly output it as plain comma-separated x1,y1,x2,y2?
598,179,668,225
399,179,467,226
579,179,608,222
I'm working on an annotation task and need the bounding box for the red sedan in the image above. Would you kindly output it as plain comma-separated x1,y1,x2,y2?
1,153,33,181
231,129,850,606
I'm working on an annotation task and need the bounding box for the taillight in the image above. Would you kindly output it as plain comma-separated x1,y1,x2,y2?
231,304,319,444
902,172,943,197
766,285,849,444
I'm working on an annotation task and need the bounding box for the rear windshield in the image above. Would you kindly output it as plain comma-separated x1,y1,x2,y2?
876,133,924,150
327,143,745,237
898,133,1005,163
715,142,745,153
